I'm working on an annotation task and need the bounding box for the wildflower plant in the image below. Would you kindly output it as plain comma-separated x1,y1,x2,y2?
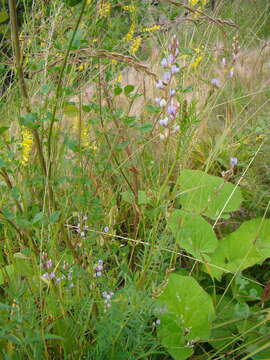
156,35,181,139
1,0,270,358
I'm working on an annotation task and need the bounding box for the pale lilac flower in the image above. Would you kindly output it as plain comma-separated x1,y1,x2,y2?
96,264,103,271
168,103,178,119
230,157,238,167
160,57,168,67
168,53,174,65
42,272,49,279
95,271,102,277
80,231,85,237
172,125,180,133
163,72,171,83
211,78,220,88
171,64,179,74
156,80,165,89
49,272,55,279
155,97,161,105
159,99,167,107
228,68,234,78
61,274,66,280
169,88,175,96
156,319,161,325
46,259,53,269
159,117,169,126
104,226,109,233
56,277,61,283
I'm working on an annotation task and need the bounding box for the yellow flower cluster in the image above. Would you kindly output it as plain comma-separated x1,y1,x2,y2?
143,25,160,32
21,127,33,165
188,0,207,18
130,37,142,55
188,0,206,7
123,5,136,12
191,55,202,68
124,23,135,42
98,1,111,17
82,127,97,151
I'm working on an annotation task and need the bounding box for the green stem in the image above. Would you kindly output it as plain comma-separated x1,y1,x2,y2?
47,0,87,163
8,0,47,177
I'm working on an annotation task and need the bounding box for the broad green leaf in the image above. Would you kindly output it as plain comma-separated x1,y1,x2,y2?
124,85,135,96
210,296,237,350
146,104,160,114
138,191,150,205
178,169,243,219
0,264,15,285
0,11,8,24
121,191,134,204
20,113,39,129
114,85,122,95
205,218,270,280
168,210,218,260
156,274,215,360
0,126,9,134
63,104,78,117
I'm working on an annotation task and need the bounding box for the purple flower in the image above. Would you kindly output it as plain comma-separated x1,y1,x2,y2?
159,99,167,107
95,271,102,277
167,103,178,119
163,72,171,83
46,259,53,269
56,277,61,283
168,53,174,65
230,157,238,167
96,264,103,271
228,68,234,78
42,272,49,279
155,97,161,105
160,57,168,67
159,117,169,126
211,78,220,88
171,64,179,74
49,272,55,279
169,88,175,97
156,80,165,89
104,226,109,233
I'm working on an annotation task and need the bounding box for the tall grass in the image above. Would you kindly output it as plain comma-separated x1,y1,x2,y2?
0,0,270,358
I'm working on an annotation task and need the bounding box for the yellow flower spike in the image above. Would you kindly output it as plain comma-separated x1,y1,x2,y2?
188,0,199,6
142,25,160,32
191,55,202,68
116,73,122,83
98,1,111,17
123,5,136,12
21,127,33,166
111,59,117,65
130,37,142,55
124,23,135,42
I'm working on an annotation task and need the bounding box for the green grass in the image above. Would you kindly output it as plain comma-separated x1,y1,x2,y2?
1,0,270,358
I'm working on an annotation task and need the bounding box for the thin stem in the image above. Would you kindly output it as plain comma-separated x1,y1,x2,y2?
47,0,87,162
8,0,47,177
